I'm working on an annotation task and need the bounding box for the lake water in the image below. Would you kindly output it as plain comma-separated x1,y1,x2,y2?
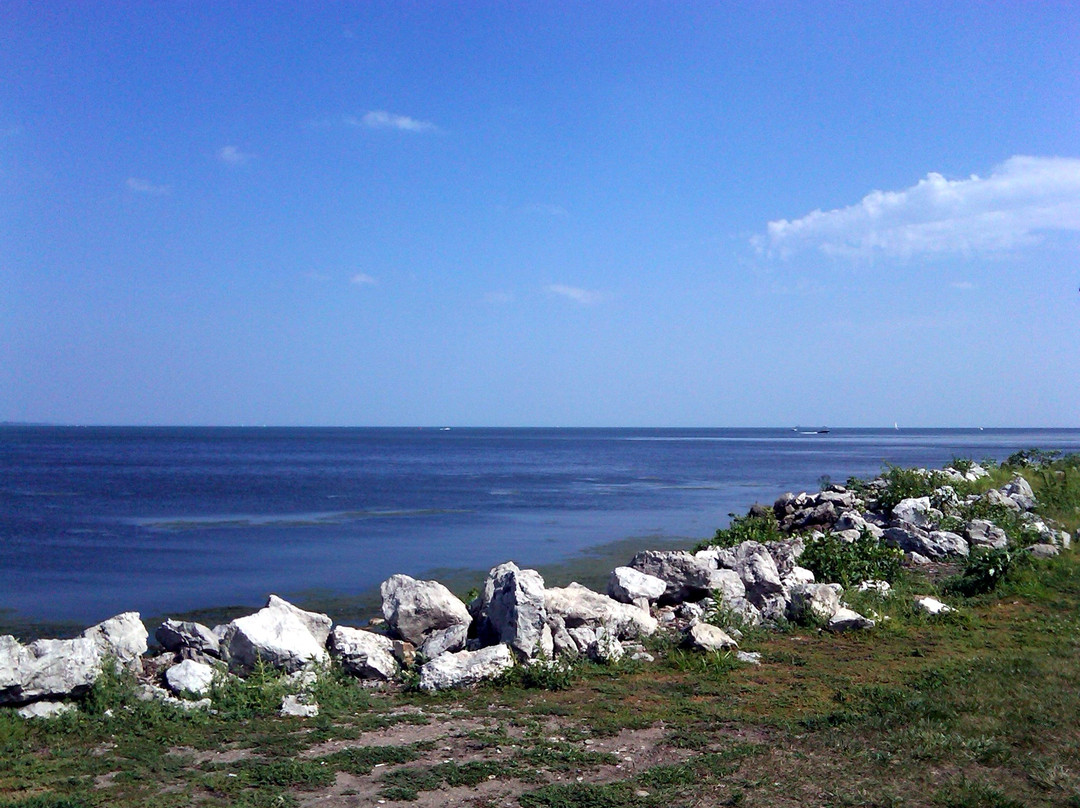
3,426,1079,626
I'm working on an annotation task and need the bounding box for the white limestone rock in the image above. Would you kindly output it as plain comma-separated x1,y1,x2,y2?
915,597,953,615
380,574,471,650
627,550,716,603
475,562,549,659
787,584,841,622
607,566,667,605
686,623,739,653
418,644,514,692
965,519,1008,550
219,596,332,674
280,693,319,717
1,635,102,704
826,608,875,632
156,620,221,658
164,659,216,696
544,582,658,639
17,701,76,719
82,612,148,672
329,626,399,680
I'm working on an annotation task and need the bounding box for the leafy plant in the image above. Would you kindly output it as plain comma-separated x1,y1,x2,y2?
697,511,784,551
1003,448,1061,469
943,547,1017,597
949,457,976,474
875,465,955,513
799,529,903,587
498,655,578,691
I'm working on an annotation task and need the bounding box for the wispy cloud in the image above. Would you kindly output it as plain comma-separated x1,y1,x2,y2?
757,155,1080,260
547,284,602,305
218,145,256,165
351,273,377,287
125,177,171,196
349,110,437,133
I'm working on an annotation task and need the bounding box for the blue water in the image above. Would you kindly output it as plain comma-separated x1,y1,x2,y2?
3,426,1079,625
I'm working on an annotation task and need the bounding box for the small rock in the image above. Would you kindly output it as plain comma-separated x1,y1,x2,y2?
280,694,319,717
736,651,762,665
686,623,739,652
915,597,953,615
826,608,875,632
857,580,891,595
17,701,76,719
1027,543,1060,559
164,659,216,696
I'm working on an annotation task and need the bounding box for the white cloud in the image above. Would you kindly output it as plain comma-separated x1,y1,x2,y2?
125,177,170,196
218,145,256,165
351,273,377,286
547,284,602,305
759,156,1080,260
350,110,437,133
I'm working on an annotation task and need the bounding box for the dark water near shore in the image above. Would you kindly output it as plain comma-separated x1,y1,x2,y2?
3,426,1079,628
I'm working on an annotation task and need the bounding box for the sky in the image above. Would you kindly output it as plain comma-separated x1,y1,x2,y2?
2,2,1078,428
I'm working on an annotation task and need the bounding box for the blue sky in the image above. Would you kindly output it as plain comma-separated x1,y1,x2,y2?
2,2,1078,427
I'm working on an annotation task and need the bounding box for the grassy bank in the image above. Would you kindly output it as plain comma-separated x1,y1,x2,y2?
2,455,1079,808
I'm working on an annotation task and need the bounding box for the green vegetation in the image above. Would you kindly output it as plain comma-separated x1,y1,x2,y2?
696,511,783,551
2,455,1079,807
799,527,904,587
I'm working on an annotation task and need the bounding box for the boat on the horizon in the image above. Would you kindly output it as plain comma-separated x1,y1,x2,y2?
793,427,830,434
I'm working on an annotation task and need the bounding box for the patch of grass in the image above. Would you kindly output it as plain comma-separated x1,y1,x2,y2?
519,781,659,808
935,776,1026,808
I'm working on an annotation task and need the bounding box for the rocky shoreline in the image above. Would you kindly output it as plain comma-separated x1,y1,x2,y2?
2,461,1071,719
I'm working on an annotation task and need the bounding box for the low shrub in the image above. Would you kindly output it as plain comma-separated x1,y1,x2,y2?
943,547,1018,597
698,511,784,551
799,529,903,588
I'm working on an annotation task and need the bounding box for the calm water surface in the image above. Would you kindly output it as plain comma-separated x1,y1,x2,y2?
3,426,1079,624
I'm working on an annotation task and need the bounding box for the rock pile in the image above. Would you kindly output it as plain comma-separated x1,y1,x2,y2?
2,463,1071,715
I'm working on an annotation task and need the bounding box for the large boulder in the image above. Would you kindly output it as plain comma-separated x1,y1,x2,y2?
164,659,215,696
544,583,658,639
1002,477,1036,510
891,497,938,530
0,635,102,705
380,575,471,652
883,526,969,560
81,612,148,671
474,563,549,659
627,550,715,604
965,519,1008,550
418,644,514,692
156,620,221,658
218,596,332,674
328,627,399,680
607,566,667,606
787,583,841,623
732,542,784,602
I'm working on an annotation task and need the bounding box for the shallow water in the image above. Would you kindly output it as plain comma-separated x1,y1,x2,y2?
3,426,1079,626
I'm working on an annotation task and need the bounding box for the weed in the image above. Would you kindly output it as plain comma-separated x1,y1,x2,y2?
798,529,903,587
935,776,1025,808
697,512,784,551
942,547,1017,597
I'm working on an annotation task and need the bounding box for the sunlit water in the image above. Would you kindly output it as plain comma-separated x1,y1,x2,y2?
3,426,1079,624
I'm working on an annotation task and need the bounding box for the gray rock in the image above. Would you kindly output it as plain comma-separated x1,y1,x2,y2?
965,519,1009,550
627,550,715,604
418,624,468,660
884,526,968,559
219,596,332,674
544,582,658,639
329,627,399,680
891,497,937,530
686,623,738,653
1027,543,1060,559
983,488,1022,512
787,584,841,622
818,490,857,510
156,620,221,658
164,659,216,696
475,562,548,659
736,651,762,665
380,574,472,648
17,700,76,719
81,612,148,672
1,634,103,704
733,542,784,601
1002,476,1036,510
826,608,875,632
707,569,746,605
280,694,319,717
418,644,514,691
607,566,667,605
